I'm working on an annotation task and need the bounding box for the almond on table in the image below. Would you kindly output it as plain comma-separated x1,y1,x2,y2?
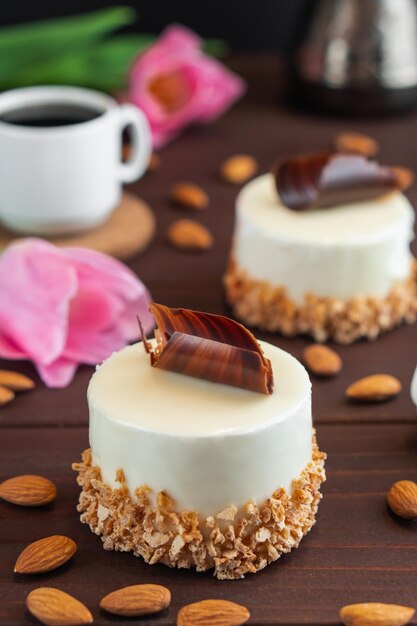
15,535,77,574
340,602,415,626
122,148,160,172
387,480,417,520
346,374,401,402
122,143,132,162
148,152,161,171
390,166,415,190
26,587,93,626
0,370,35,391
167,219,213,251
302,344,342,377
177,599,250,626
100,583,171,617
335,131,379,157
169,182,209,211
220,154,258,184
0,384,15,407
0,474,57,507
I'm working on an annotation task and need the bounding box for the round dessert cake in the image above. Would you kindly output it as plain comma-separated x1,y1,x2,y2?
225,171,417,343
74,310,325,580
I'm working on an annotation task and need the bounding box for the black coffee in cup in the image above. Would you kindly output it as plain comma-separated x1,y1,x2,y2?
0,85,151,235
0,103,102,127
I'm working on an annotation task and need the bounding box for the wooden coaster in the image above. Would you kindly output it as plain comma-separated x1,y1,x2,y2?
0,192,156,261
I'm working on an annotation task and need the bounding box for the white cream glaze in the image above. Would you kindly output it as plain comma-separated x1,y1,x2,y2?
88,339,312,518
234,174,415,301
412,367,417,409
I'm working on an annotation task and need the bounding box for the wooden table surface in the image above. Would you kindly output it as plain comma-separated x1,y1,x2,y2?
1,55,417,626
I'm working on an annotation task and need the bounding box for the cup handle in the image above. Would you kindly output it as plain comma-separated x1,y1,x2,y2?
118,104,152,183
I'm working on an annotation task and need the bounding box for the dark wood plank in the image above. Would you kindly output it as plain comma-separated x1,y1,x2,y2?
2,423,417,625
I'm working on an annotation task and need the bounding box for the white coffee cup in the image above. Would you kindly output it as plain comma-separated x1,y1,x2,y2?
0,86,152,235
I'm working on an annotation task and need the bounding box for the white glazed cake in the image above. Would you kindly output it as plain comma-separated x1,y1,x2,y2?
74,313,325,580
225,172,417,343
89,339,312,516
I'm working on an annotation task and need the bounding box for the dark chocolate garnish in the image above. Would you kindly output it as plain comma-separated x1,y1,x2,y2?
139,303,274,395
273,152,412,211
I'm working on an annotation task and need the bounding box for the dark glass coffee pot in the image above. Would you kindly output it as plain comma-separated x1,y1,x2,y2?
291,0,417,114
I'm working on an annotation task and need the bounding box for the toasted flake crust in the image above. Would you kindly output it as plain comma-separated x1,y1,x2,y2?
73,438,325,580
224,258,417,344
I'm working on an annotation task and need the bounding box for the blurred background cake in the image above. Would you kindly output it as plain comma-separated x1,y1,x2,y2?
225,155,417,343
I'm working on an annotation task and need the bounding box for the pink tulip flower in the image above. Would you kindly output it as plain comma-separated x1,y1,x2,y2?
128,24,245,147
0,239,153,388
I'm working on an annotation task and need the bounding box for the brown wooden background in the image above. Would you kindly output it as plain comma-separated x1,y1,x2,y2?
1,56,417,625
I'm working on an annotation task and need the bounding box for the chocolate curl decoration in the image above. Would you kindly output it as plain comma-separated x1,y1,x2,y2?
273,152,413,211
139,303,274,395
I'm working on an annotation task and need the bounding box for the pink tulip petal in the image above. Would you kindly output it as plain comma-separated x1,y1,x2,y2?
62,247,147,302
63,247,153,340
68,285,122,333
158,24,201,51
128,24,245,148
65,289,154,362
0,333,26,359
0,239,153,388
0,239,77,364
187,57,246,122
117,293,155,341
36,356,79,388
65,326,126,364
63,253,153,361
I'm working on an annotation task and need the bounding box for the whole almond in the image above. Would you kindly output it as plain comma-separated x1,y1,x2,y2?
26,587,93,626
387,480,417,520
100,583,171,617
122,143,132,162
0,474,57,506
170,182,209,211
346,374,401,402
391,166,415,191
0,384,15,406
303,344,342,377
0,370,35,391
167,219,213,252
340,602,414,626
15,535,77,574
148,152,161,172
177,599,250,626
335,132,379,157
123,147,160,171
220,154,258,185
